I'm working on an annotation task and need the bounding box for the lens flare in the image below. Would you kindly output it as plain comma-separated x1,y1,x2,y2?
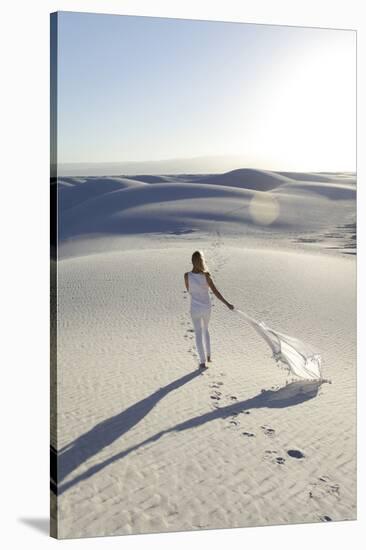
249,193,279,225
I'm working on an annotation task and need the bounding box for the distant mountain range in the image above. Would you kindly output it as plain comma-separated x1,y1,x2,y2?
56,156,355,177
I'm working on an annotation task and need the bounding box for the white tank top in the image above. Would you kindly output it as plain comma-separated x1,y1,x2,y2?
188,272,211,311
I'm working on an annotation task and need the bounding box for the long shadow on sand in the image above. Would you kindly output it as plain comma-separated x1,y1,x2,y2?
51,370,201,494
54,379,325,496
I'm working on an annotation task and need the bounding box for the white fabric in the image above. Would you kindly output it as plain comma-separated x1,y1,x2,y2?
187,272,211,312
187,272,211,364
191,309,211,364
235,309,322,380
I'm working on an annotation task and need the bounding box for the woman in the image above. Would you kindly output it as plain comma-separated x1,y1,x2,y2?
184,250,234,369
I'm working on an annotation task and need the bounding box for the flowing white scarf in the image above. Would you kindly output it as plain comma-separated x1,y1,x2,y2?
235,309,322,380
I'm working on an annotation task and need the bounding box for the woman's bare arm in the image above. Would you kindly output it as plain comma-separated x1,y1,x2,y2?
184,272,189,291
205,273,234,310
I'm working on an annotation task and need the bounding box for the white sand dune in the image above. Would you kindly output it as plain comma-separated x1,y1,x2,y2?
52,242,356,538
273,180,356,200
59,182,257,238
52,168,356,539
124,174,176,184
276,171,357,185
57,169,356,242
194,168,294,190
57,176,148,212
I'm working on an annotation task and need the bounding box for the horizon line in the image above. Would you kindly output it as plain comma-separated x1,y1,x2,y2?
55,160,356,175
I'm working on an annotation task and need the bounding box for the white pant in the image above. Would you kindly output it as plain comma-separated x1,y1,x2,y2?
191,308,211,364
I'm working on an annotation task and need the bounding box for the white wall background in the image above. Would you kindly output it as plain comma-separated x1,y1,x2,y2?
0,1,364,549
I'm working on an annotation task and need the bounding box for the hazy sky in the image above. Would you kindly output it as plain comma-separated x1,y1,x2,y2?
56,12,356,172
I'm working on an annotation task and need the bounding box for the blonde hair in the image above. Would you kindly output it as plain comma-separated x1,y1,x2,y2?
191,250,209,273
